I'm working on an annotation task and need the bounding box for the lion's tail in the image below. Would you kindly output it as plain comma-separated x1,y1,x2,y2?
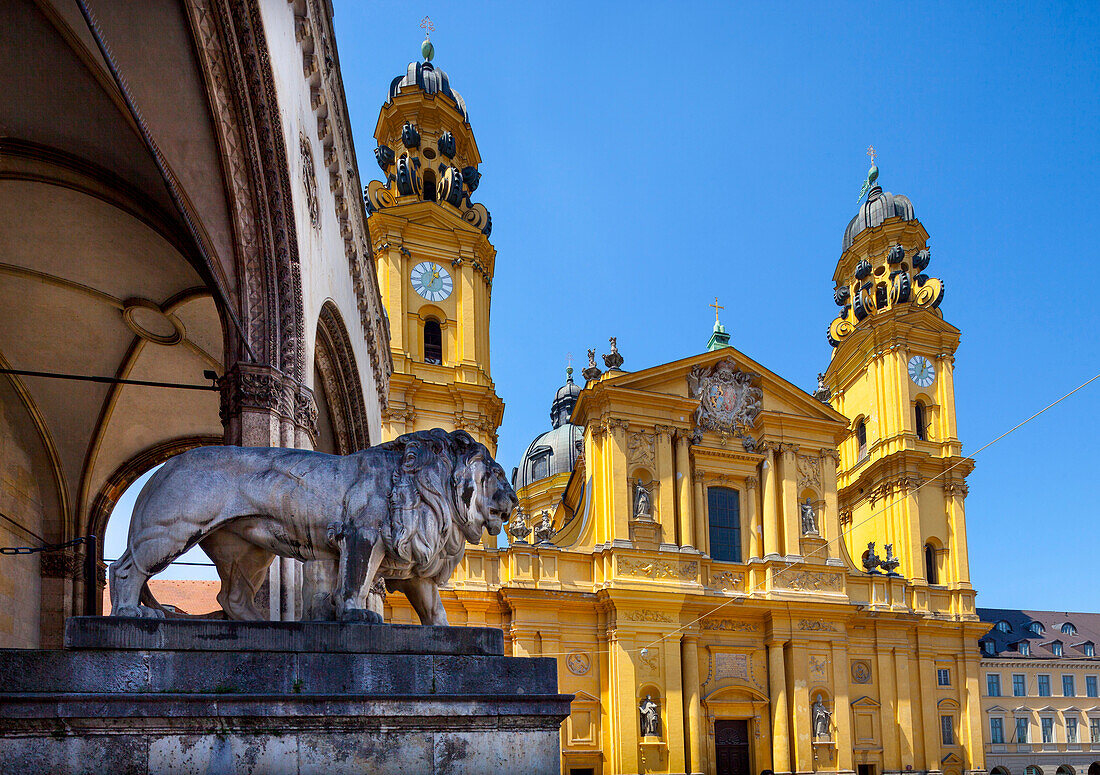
139,582,225,620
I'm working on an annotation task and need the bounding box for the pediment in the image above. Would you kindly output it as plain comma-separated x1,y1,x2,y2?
588,347,847,431
570,690,600,705
938,697,961,710
941,753,962,764
988,705,1009,713
383,200,483,236
851,695,881,709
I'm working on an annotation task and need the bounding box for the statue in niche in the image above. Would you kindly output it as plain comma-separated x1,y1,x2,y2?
634,481,653,520
812,694,832,740
800,497,818,535
639,694,660,737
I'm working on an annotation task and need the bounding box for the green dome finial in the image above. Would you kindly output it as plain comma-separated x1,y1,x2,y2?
420,16,435,61
858,145,880,202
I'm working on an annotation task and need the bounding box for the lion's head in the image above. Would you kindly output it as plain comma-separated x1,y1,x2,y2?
382,429,516,570
448,431,516,543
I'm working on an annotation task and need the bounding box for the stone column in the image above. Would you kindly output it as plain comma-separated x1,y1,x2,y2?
692,470,707,554
682,636,705,775
768,641,791,774
762,447,779,558
778,443,800,556
675,432,695,550
656,426,677,546
746,475,761,559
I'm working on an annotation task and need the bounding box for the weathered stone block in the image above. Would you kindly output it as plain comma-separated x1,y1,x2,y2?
0,618,571,775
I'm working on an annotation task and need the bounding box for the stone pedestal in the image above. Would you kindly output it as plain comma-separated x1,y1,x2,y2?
0,617,571,775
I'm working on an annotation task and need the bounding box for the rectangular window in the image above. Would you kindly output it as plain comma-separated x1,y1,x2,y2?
941,715,954,746
990,717,1004,744
707,487,742,563
1038,674,1051,696
1087,675,1098,698
1041,717,1054,743
987,674,1001,696
1090,717,1100,743
1066,717,1077,744
1013,674,1027,696
1063,674,1076,697
937,668,950,686
1015,717,1029,743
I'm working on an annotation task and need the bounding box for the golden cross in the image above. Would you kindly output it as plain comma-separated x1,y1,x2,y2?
867,145,876,165
420,16,434,38
566,352,573,369
709,297,724,323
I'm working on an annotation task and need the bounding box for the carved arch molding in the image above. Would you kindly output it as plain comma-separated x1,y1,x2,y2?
185,0,314,441
315,302,371,454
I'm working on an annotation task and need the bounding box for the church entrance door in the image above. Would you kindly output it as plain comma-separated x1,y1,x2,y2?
715,719,750,775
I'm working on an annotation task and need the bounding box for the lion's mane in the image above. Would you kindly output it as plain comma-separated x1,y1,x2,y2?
381,429,475,579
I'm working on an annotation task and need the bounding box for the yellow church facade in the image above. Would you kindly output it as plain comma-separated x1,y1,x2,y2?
368,45,987,775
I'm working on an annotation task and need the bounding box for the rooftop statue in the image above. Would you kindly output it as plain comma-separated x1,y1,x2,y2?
109,429,515,625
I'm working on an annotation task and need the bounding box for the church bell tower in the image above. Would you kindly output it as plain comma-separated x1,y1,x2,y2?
366,33,503,452
824,152,975,608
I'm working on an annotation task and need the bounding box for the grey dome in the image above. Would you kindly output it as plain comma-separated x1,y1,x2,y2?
550,371,582,429
389,61,468,120
843,185,915,252
514,371,584,490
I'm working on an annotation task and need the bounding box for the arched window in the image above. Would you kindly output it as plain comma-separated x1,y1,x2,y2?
707,487,741,563
1061,622,1077,635
1029,622,1045,635
422,169,437,202
996,620,1011,633
856,420,867,458
915,401,928,441
424,319,442,364
925,543,939,584
1025,767,1042,775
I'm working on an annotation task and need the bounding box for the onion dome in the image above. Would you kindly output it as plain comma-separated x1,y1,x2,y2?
389,61,468,121
843,182,915,252
515,369,585,489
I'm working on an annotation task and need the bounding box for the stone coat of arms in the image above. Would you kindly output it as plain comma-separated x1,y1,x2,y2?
687,358,763,444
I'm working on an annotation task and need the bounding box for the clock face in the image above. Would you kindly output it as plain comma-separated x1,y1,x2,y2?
411,261,452,302
908,355,935,387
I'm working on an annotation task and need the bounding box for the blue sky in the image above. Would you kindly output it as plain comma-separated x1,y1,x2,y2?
110,2,1100,607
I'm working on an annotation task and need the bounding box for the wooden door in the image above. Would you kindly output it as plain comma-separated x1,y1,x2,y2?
715,719,750,775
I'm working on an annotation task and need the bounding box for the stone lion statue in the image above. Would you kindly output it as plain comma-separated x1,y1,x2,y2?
109,429,515,625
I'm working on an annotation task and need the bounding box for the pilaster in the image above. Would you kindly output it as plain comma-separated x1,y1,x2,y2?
779,443,800,556
656,425,677,546
768,640,791,774
762,446,779,558
675,432,694,550
682,635,704,775
746,475,761,559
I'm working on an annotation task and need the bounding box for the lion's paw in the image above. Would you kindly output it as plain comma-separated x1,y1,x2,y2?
339,608,382,624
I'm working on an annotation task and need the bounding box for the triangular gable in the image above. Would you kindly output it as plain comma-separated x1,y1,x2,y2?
400,205,482,235
988,705,1009,713
941,753,962,764
570,690,600,705
592,346,848,427
851,695,880,709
